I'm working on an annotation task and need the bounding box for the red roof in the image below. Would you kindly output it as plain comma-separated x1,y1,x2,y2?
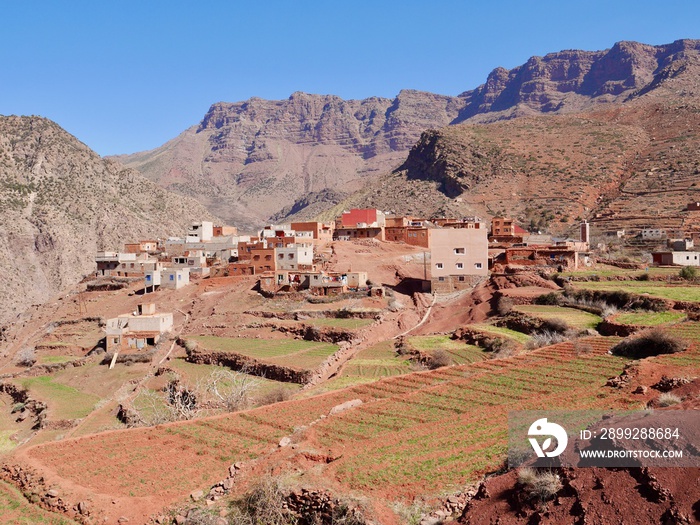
514,224,528,234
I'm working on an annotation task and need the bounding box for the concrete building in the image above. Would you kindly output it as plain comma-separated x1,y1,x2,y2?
334,209,386,241
291,221,334,242
641,228,667,240
144,269,161,293
186,221,214,243
213,225,238,237
161,268,190,289
652,251,700,266
105,303,173,354
276,245,314,271
430,228,488,293
124,240,159,254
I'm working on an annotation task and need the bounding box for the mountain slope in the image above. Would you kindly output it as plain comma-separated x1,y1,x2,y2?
323,41,700,237
116,40,700,228
0,116,217,326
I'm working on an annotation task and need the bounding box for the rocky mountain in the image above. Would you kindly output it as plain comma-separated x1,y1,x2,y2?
0,116,217,327
316,39,700,238
116,40,700,229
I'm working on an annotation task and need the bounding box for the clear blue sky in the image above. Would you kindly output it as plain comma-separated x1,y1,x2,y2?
0,1,697,156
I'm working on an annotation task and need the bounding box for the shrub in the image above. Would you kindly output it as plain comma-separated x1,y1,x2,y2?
496,296,514,316
239,477,288,525
518,468,562,503
657,392,682,407
183,339,198,353
526,330,568,349
535,292,563,306
610,329,688,359
541,318,569,334
573,340,594,355
679,265,697,281
637,272,651,281
428,349,453,369
15,347,36,367
257,385,293,406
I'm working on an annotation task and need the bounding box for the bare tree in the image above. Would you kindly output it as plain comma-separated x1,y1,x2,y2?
205,369,260,412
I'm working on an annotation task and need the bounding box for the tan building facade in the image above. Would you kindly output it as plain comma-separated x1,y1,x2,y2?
429,228,488,293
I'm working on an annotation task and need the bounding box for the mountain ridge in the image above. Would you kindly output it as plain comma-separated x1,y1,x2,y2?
114,39,700,229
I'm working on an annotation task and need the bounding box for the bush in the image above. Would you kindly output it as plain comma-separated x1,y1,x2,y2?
428,349,453,369
15,347,36,367
526,330,568,349
637,272,651,281
541,318,569,334
679,265,697,281
535,292,563,306
518,467,562,503
657,392,682,407
496,296,514,316
257,386,293,406
518,468,562,503
610,329,688,359
240,477,289,525
184,339,198,353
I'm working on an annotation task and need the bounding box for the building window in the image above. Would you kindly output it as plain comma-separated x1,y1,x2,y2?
454,248,465,255
438,277,445,282
436,263,443,269
169,275,174,281
456,263,463,269
458,276,465,282
475,262,483,269
278,254,284,259
178,275,181,280
113,338,119,344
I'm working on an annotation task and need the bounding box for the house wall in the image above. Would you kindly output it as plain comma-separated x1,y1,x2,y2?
429,228,488,293
385,227,407,243
276,246,314,270
406,228,430,248
162,268,190,289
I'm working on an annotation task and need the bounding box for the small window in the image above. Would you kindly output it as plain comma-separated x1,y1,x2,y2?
178,275,181,280
438,277,445,282
436,263,443,269
456,263,463,269
458,276,465,282
454,248,465,255
475,262,483,269
278,254,284,259
169,275,174,281
113,337,119,344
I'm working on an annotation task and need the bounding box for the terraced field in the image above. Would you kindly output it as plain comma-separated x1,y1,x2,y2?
191,336,338,369
303,342,412,395
572,281,700,302
303,318,374,330
24,336,643,509
15,376,99,420
469,324,531,344
408,335,486,364
514,305,602,329
0,480,77,524
614,311,686,326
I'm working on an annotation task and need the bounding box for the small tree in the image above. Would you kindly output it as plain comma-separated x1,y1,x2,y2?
428,349,453,369
679,266,697,281
205,369,260,412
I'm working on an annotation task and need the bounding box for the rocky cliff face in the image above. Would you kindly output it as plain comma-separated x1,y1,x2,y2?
456,39,700,121
0,116,216,326
116,40,700,229
116,90,463,230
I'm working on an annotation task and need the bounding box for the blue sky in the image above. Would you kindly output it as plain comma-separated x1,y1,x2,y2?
0,1,697,156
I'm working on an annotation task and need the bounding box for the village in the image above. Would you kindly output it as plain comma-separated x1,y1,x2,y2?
94,204,700,359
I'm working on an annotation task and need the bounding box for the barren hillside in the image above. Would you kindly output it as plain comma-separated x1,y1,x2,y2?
0,116,217,327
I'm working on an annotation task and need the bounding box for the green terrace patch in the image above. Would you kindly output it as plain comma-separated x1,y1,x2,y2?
191,336,338,370
572,281,700,302
614,311,686,326
408,335,486,364
514,305,601,329
17,376,99,420
303,317,374,330
469,324,531,344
